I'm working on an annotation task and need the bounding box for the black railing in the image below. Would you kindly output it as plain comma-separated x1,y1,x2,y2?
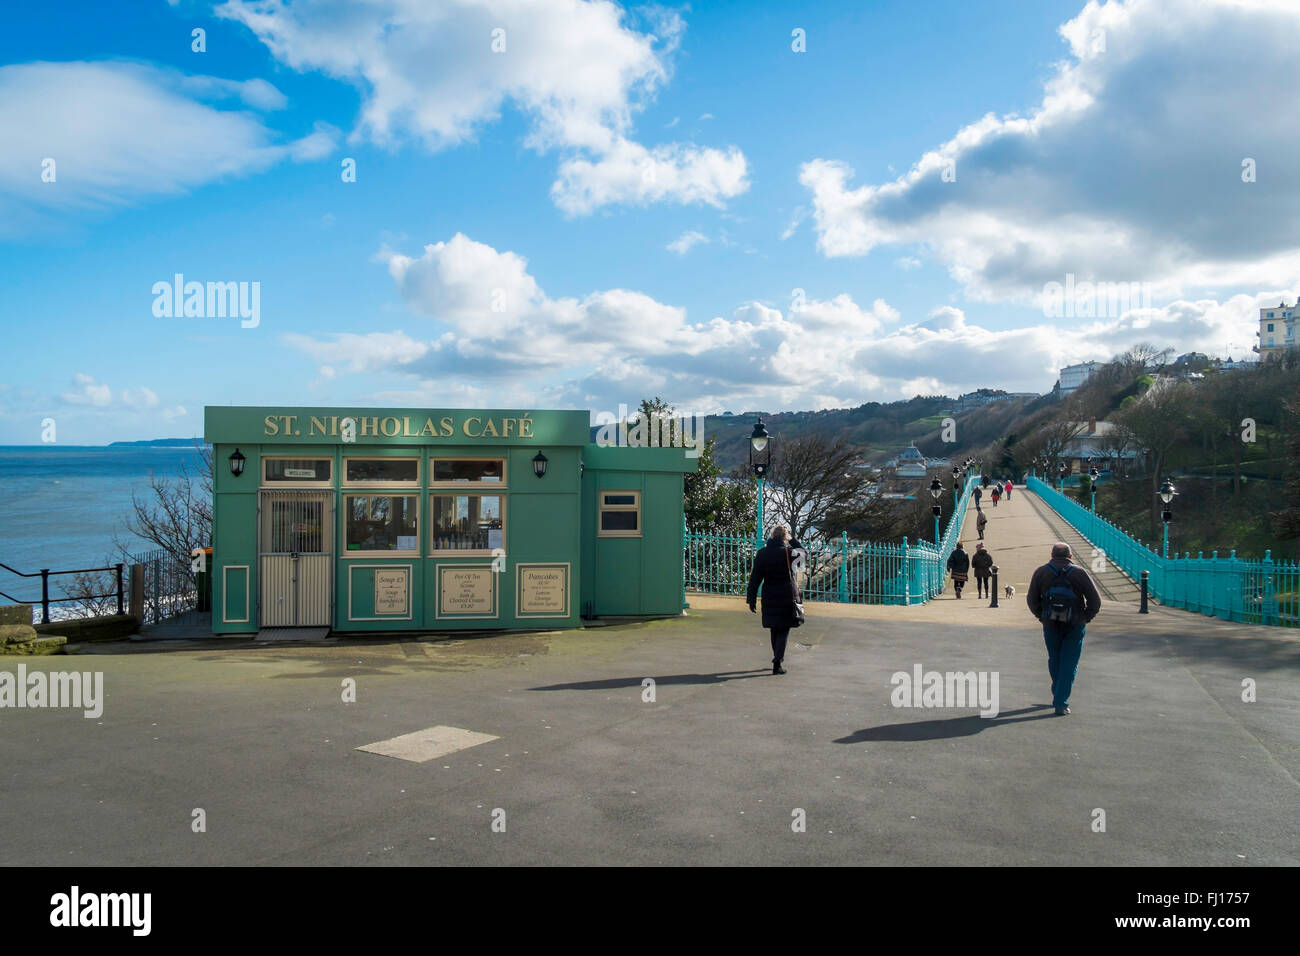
130,548,202,625
0,561,124,624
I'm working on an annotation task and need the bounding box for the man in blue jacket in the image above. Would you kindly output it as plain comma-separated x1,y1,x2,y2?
1026,543,1102,715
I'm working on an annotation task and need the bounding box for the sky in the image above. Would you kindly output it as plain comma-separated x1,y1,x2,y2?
1,0,1298,443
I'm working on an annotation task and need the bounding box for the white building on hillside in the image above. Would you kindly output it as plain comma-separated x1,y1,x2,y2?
1256,300,1296,360
1059,361,1106,395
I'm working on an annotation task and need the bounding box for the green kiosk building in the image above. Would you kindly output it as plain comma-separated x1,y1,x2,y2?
204,406,697,635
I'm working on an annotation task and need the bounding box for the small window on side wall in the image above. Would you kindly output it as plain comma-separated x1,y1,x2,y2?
598,490,641,537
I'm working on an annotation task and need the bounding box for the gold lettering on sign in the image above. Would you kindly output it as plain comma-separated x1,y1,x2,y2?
518,564,569,617
503,417,516,437
463,417,482,438
420,417,438,437
264,415,280,436
482,418,500,438
310,416,327,436
360,417,379,437
440,416,454,437
437,566,496,618
519,414,534,438
380,417,400,437
374,568,411,616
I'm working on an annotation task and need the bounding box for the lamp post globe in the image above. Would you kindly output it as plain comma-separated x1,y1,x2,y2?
749,419,772,545
1089,465,1100,511
1158,479,1177,558
929,476,944,543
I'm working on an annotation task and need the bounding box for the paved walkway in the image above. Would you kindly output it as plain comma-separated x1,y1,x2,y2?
1,486,1295,865
899,485,1140,626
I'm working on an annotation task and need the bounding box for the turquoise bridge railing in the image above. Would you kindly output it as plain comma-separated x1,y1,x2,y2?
1026,476,1298,627
684,475,981,606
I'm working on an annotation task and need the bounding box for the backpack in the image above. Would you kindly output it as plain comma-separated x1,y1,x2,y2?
1042,564,1081,624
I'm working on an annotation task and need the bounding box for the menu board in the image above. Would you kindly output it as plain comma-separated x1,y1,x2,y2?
374,567,410,615
518,564,569,617
438,566,497,618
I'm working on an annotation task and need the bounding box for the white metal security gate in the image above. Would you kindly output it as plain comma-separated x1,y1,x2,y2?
259,491,333,627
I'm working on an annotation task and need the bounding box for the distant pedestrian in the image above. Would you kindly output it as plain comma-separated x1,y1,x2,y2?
976,508,987,540
746,525,805,675
971,543,993,598
1004,479,1013,500
973,486,982,507
990,484,1001,507
1026,543,1102,716
946,542,970,599
981,474,991,489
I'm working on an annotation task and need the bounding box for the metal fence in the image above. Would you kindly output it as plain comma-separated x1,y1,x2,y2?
1026,476,1298,626
131,548,200,625
684,475,981,606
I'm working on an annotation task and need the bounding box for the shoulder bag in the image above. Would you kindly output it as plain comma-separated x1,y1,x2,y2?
784,545,806,628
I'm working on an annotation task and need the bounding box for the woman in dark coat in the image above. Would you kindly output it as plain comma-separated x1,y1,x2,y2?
946,542,970,598
971,542,993,598
746,525,803,675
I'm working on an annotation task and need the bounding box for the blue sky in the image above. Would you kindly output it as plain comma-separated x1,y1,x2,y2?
1,0,1297,443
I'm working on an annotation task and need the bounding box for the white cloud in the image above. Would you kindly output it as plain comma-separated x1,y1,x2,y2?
217,0,748,212
120,387,160,409
667,230,709,255
895,256,922,270
59,377,190,425
0,61,337,232
281,233,1274,413
552,138,747,215
800,0,1300,303
780,207,806,241
61,373,112,407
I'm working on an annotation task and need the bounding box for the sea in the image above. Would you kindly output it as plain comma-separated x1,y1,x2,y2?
0,444,206,610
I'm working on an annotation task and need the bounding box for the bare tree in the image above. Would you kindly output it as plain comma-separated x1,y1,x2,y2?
1094,427,1132,479
117,441,213,569
1028,417,1087,474
1112,379,1195,532
767,434,880,544
62,562,119,619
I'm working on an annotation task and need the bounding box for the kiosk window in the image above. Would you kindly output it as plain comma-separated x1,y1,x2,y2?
344,458,419,484
598,490,641,537
432,459,505,485
344,495,418,552
263,458,331,485
431,494,504,552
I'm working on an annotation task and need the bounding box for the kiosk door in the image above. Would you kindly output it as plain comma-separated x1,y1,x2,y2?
259,492,333,627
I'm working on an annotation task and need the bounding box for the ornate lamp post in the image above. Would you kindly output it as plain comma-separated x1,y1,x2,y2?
1159,479,1177,558
951,466,961,510
749,419,772,546
1089,465,1100,512
1058,461,1067,492
929,476,943,545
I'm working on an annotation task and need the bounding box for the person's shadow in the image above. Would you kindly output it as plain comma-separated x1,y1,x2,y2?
529,670,769,692
834,705,1056,743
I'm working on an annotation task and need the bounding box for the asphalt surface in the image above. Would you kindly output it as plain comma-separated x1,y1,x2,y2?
1,590,1296,865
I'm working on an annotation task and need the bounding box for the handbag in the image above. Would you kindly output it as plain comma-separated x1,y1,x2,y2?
784,545,806,628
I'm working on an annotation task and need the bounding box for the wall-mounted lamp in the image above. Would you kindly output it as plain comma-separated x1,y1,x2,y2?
532,451,549,478
228,448,246,478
